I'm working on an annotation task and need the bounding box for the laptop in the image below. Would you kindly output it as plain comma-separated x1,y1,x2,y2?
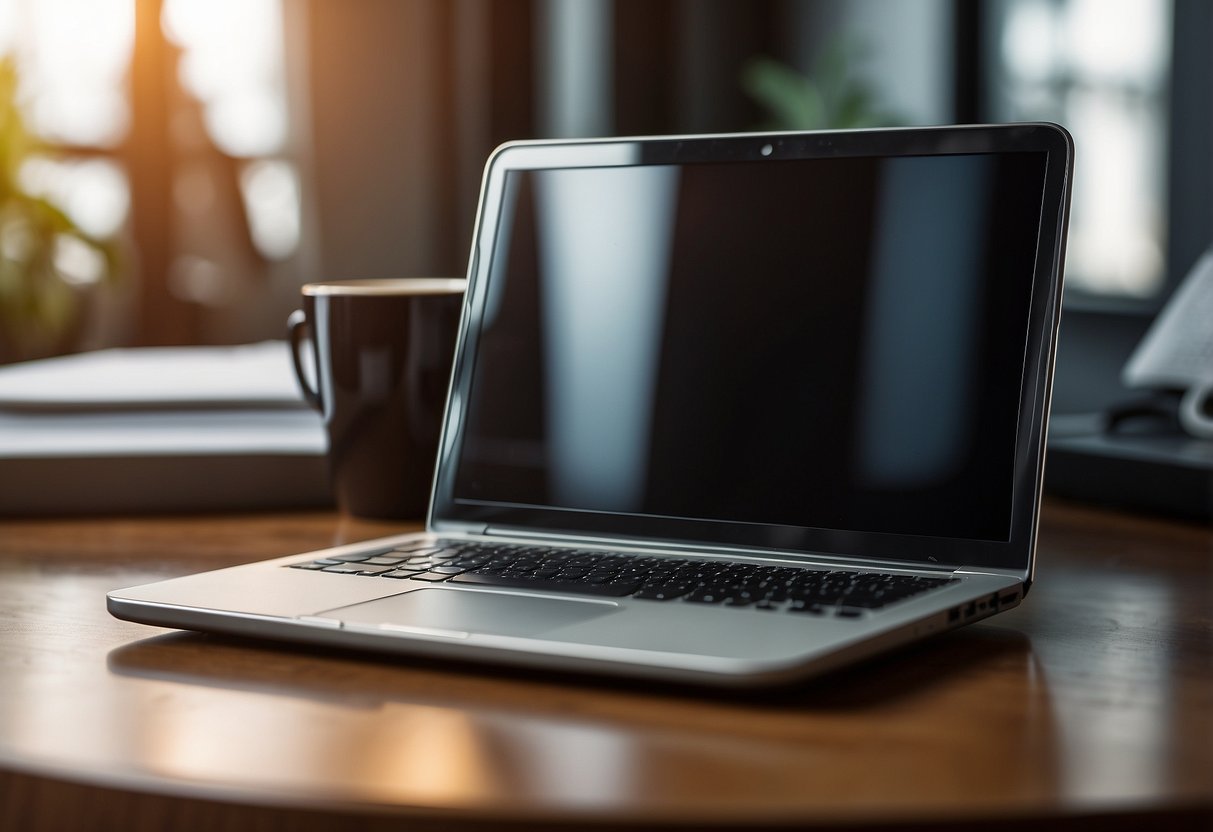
108,124,1073,688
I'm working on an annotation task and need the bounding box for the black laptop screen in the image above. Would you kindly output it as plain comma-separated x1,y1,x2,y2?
449,151,1048,544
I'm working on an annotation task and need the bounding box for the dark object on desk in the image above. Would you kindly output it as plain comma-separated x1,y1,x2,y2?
287,279,465,520
1046,399,1213,523
1047,433,1212,523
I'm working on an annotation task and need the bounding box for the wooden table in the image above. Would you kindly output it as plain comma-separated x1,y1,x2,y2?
0,501,1209,831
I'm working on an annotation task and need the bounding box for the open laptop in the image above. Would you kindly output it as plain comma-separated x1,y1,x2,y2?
108,124,1073,688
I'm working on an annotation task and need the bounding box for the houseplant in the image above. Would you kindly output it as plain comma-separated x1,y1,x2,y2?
742,38,902,131
0,57,120,364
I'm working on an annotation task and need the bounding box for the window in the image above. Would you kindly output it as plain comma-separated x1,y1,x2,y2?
987,0,1172,299
0,0,132,277
0,0,298,354
162,0,300,266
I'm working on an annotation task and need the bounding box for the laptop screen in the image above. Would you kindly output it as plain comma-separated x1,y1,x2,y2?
436,129,1070,569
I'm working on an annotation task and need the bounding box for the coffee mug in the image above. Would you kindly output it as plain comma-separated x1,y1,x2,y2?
287,278,466,519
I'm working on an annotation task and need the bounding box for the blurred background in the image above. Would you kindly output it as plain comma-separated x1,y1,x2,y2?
0,0,1207,415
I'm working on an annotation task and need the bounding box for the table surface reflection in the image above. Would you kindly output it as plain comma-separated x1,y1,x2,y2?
0,501,1209,831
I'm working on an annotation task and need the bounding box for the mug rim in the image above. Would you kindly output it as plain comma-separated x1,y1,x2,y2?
302,278,467,297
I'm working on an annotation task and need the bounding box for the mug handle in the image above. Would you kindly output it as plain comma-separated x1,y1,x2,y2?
1179,384,1213,440
287,309,323,412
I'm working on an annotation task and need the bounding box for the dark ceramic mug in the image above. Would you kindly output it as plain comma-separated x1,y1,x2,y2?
288,278,466,519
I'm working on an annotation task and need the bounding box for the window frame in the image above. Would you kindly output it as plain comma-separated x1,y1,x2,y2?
959,0,1210,316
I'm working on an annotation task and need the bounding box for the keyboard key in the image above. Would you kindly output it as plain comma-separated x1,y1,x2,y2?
350,547,400,559
392,543,439,554
684,588,726,604
355,564,401,575
429,565,469,575
632,583,693,600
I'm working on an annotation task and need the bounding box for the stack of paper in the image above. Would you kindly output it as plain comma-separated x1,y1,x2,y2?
0,342,331,515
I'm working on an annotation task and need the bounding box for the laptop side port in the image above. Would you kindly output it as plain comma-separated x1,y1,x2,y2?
947,589,1019,628
948,589,1017,627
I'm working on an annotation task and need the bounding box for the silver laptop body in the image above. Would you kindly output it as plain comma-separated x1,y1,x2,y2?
109,124,1073,688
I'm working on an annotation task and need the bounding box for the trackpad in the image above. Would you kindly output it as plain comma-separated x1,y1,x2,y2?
321,588,620,638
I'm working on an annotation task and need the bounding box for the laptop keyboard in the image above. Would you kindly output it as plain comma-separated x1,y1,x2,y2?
289,541,958,617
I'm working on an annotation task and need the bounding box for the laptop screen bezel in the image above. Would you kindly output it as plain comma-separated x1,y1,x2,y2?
428,124,1073,577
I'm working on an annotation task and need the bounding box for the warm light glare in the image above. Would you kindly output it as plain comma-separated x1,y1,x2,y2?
53,233,106,285
18,156,130,239
240,159,301,260
5,0,134,147
0,0,134,257
162,0,287,158
1,0,297,271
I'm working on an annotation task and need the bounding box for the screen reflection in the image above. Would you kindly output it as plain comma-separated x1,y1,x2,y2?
455,152,1046,542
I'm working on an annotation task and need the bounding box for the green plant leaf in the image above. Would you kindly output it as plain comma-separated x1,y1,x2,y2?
0,55,123,361
741,37,903,132
742,58,826,131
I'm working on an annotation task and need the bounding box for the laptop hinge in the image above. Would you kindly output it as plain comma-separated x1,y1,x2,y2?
955,566,1029,582
430,520,489,536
